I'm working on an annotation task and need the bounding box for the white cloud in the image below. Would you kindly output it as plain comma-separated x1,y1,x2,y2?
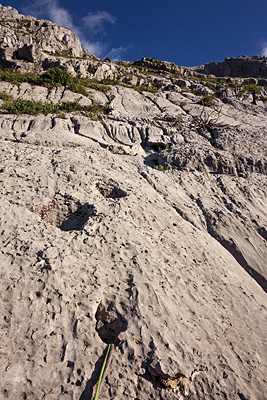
106,46,128,61
81,40,107,58
22,0,126,59
82,11,116,34
261,42,267,56
23,0,77,33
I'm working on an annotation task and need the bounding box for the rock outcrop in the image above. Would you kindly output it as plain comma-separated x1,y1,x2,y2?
0,5,266,400
194,55,267,78
0,4,96,72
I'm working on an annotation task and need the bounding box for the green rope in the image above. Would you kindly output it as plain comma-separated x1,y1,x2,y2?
94,344,111,400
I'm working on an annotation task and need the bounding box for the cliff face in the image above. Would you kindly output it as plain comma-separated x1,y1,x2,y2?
0,5,267,400
195,55,267,78
0,4,94,71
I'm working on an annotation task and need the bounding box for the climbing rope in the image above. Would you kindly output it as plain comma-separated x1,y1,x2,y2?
93,343,112,400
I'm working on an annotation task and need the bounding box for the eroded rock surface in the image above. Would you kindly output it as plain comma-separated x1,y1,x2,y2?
0,5,267,400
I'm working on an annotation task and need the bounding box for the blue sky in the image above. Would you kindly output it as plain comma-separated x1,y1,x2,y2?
2,0,267,66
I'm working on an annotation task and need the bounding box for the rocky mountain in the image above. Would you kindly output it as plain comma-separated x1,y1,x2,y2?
0,5,266,400
194,56,267,79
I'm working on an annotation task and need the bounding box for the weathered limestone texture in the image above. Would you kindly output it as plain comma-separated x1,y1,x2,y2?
0,4,266,400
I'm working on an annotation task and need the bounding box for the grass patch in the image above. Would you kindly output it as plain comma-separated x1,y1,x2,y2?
0,68,111,95
153,164,172,171
131,84,158,93
98,77,159,93
198,94,216,107
45,50,73,58
0,92,13,102
0,67,159,99
18,19,31,25
85,79,111,93
181,87,192,93
0,69,38,85
238,83,262,97
154,115,182,126
2,99,110,116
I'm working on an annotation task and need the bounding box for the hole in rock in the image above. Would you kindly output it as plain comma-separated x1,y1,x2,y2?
258,226,267,240
96,180,127,199
95,301,127,345
67,361,74,368
30,193,96,231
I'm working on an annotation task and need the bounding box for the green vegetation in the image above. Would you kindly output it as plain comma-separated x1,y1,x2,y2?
116,62,164,77
0,67,159,98
2,99,110,116
45,50,74,58
85,79,111,93
152,143,171,151
154,115,182,126
0,69,38,85
38,68,72,87
0,92,13,102
18,19,31,25
153,164,172,171
192,116,200,123
181,87,192,93
0,67,112,95
238,83,262,97
131,84,158,93
98,78,159,93
198,94,216,107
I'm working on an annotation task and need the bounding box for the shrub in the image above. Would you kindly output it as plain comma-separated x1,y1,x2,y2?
240,84,261,95
237,84,262,104
37,68,72,87
198,94,216,107
191,105,223,133
68,82,88,96
180,101,187,109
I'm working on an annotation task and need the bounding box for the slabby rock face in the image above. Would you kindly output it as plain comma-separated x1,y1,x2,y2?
0,5,267,400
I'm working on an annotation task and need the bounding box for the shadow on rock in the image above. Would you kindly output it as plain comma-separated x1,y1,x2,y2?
78,346,109,400
59,203,96,231
95,301,128,346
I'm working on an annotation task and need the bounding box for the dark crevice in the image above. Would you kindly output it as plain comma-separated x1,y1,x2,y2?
218,237,267,292
95,301,127,345
258,226,267,241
